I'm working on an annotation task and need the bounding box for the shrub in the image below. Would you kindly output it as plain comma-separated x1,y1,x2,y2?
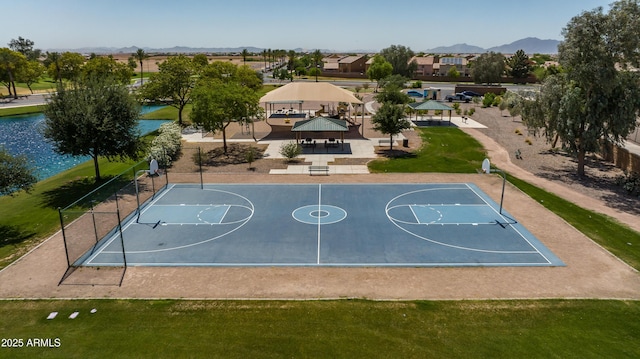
147,122,182,167
515,128,522,135
412,81,422,88
615,171,640,196
468,108,475,116
279,141,301,161
245,146,256,169
482,93,496,107
525,137,533,145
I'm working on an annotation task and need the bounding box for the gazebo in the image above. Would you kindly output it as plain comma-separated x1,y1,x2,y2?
291,117,349,150
259,82,364,126
408,100,454,126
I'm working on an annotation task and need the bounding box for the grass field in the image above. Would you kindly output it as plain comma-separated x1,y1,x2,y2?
0,299,638,358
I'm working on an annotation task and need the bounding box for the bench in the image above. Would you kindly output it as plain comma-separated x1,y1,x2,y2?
309,165,329,176
378,139,394,146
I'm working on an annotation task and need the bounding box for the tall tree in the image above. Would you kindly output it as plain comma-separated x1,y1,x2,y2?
82,55,133,84
379,45,416,78
138,55,198,125
16,60,45,94
0,48,26,99
507,49,532,79
371,102,411,150
0,147,36,196
191,78,261,153
312,49,323,82
43,76,142,181
366,55,393,91
472,52,505,84
133,48,149,85
522,0,640,177
8,36,41,61
241,48,249,65
43,51,62,84
57,52,85,82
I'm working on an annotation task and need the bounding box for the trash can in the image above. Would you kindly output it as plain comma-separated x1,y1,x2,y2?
402,139,409,147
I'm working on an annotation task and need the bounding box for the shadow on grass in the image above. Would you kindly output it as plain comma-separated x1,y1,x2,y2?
0,225,36,248
40,175,131,210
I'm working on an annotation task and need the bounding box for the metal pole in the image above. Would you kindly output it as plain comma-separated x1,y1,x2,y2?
58,208,71,268
117,208,127,268
198,147,203,190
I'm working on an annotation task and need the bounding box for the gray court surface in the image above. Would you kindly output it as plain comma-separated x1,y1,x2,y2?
81,183,565,267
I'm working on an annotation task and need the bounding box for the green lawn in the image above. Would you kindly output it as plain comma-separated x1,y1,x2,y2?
0,105,47,117
368,127,486,173
0,158,140,269
0,299,637,358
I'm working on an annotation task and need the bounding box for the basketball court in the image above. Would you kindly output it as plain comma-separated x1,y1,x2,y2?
78,183,564,267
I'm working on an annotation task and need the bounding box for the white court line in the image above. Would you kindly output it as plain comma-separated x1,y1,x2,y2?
464,183,551,263
317,184,322,265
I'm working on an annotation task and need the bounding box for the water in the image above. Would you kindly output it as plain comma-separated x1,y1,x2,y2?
0,106,170,180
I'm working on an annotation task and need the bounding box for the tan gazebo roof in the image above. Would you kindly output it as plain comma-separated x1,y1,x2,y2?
259,82,363,105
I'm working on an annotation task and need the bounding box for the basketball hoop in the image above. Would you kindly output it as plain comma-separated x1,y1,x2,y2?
481,158,506,214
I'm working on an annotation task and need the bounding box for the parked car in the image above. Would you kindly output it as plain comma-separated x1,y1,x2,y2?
406,90,424,98
445,93,472,103
461,90,482,97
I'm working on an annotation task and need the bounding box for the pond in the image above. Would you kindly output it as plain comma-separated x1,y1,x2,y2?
0,106,170,180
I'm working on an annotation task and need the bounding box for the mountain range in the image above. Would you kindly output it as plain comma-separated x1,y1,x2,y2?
47,37,561,55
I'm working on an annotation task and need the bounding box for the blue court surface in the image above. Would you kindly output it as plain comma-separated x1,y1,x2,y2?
81,183,564,267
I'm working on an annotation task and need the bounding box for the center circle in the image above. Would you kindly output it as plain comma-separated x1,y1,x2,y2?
311,210,330,218
292,205,347,225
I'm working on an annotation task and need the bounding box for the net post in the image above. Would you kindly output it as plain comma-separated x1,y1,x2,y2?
58,207,71,269
198,146,203,190
116,208,127,286
90,201,99,247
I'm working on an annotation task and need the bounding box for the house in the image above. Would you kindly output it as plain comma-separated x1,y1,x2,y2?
411,55,439,76
437,57,470,76
338,55,367,73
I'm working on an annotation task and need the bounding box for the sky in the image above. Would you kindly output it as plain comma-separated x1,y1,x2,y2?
1,0,614,52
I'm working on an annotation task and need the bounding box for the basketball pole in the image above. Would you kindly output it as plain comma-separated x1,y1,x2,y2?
482,158,506,214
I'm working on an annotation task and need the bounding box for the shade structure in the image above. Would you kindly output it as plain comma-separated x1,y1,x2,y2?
291,117,349,132
408,100,454,125
260,82,363,105
291,117,349,149
410,100,454,111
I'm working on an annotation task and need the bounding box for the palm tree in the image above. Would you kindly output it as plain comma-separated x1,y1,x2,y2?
262,49,267,70
134,48,149,85
242,48,249,65
313,49,323,82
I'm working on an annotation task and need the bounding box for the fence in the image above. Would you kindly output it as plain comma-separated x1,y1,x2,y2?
58,161,168,277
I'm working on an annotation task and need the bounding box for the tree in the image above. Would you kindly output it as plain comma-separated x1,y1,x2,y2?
242,49,250,65
138,55,198,125
191,71,261,153
367,55,393,91
472,52,505,84
192,53,209,68
0,48,26,99
522,1,640,177
374,81,410,105
8,36,41,61
43,51,62,84
82,56,133,84
16,60,45,94
312,49,323,82
379,45,417,78
43,76,142,181
0,147,36,196
371,102,411,150
56,52,85,82
133,48,149,85
507,49,532,79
